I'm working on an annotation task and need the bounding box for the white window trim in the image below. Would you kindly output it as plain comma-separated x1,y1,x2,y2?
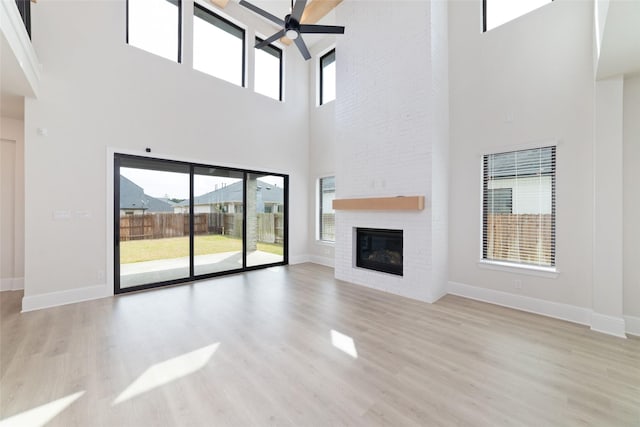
476,138,560,158
477,259,559,278
478,140,559,274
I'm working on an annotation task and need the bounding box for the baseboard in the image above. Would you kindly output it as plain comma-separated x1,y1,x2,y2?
427,286,448,304
22,284,109,312
308,254,334,268
0,277,24,291
590,312,627,338
289,254,311,265
448,281,592,327
624,315,640,336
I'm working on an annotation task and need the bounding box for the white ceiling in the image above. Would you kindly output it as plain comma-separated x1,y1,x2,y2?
596,0,640,79
1,0,40,121
0,29,30,120
250,0,297,18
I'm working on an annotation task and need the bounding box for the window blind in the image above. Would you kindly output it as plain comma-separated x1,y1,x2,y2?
482,146,556,267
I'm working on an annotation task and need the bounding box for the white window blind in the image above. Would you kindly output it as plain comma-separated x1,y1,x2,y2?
482,146,556,267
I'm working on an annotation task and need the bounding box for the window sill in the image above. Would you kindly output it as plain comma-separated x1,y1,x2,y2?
477,260,559,278
317,100,335,108
316,240,335,246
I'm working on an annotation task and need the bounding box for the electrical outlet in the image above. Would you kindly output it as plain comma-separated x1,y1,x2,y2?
514,279,522,290
97,270,105,282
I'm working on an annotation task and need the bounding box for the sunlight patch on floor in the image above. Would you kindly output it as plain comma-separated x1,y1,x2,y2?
331,330,358,358
113,343,220,405
0,391,85,427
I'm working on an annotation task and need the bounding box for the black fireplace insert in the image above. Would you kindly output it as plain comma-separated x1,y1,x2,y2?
356,228,403,276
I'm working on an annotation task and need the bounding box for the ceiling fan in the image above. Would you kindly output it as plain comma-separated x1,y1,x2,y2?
239,0,345,60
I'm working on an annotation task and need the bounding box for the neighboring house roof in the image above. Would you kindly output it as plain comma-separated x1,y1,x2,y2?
156,197,181,206
487,147,554,178
177,179,284,206
120,176,174,212
321,176,335,192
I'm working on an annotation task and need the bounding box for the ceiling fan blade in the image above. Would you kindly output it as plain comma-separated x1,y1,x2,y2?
255,29,287,49
238,0,285,26
299,24,345,34
291,0,307,22
294,36,311,60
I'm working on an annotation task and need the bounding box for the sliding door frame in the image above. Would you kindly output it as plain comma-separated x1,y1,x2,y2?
114,153,289,294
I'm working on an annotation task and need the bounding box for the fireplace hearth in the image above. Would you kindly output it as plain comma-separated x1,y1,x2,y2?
356,228,403,276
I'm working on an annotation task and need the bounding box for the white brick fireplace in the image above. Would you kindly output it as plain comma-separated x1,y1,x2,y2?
333,1,449,303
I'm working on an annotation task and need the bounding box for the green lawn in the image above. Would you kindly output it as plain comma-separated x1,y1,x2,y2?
120,235,283,264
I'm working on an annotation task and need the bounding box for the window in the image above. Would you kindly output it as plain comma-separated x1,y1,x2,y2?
15,0,31,38
319,176,335,242
319,49,336,105
127,0,181,62
483,0,552,32
255,37,283,101
193,4,245,87
482,146,556,267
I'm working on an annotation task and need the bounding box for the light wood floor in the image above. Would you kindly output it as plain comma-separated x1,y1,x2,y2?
1,264,639,426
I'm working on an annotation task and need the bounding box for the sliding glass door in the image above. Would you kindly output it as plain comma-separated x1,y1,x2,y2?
246,173,286,267
193,167,244,275
116,157,191,289
114,154,288,293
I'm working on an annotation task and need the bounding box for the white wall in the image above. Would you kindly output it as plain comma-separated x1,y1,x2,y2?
449,0,595,307
24,0,310,305
592,75,624,336
333,1,448,303
0,116,25,291
623,74,640,318
307,40,337,267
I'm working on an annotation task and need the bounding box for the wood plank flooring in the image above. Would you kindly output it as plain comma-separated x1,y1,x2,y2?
1,263,639,426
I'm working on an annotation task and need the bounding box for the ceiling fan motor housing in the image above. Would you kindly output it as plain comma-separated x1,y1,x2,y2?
285,15,301,39
285,14,300,31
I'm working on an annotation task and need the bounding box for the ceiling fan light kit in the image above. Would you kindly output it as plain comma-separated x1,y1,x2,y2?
285,29,299,40
239,0,345,60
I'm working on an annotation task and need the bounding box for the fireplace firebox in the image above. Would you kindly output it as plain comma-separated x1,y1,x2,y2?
355,228,403,276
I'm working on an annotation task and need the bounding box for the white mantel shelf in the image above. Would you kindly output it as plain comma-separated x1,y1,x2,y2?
332,196,425,211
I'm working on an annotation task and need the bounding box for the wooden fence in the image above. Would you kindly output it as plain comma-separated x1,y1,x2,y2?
257,213,284,244
485,214,553,265
120,212,282,243
320,213,335,241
